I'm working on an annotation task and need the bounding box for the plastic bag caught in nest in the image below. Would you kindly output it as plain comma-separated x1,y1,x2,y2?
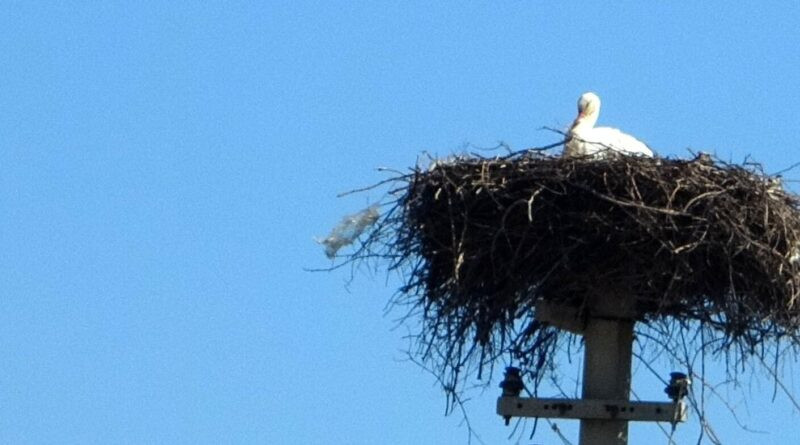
318,205,380,259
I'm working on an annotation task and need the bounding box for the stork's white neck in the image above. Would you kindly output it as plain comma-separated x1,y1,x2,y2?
570,110,599,135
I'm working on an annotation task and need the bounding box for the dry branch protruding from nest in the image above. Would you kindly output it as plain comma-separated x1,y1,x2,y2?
355,152,800,392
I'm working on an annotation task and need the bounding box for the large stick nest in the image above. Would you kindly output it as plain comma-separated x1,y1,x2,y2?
355,151,800,391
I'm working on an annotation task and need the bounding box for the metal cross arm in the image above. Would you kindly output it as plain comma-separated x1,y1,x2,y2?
497,396,688,423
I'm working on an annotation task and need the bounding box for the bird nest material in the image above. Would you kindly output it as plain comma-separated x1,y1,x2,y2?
349,151,800,393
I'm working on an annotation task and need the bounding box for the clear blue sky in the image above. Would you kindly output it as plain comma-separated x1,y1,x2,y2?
1,2,798,444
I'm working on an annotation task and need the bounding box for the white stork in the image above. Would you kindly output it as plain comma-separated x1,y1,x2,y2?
564,92,654,158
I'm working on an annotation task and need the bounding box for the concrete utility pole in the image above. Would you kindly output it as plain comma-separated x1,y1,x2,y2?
579,316,634,444
497,294,688,445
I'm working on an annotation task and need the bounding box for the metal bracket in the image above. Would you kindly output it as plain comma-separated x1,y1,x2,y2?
497,397,687,423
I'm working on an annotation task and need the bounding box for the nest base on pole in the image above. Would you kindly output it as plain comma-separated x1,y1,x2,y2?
359,152,800,401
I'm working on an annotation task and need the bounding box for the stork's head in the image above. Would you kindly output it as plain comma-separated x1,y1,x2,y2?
570,91,601,131
577,92,601,117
